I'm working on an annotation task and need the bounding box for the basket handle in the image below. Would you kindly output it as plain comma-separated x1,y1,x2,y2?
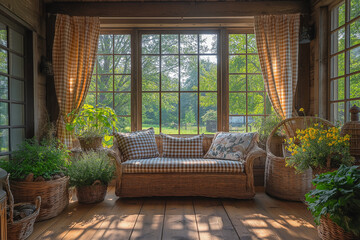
4,174,15,224
34,196,41,212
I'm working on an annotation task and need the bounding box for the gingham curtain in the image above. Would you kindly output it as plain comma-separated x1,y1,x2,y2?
254,14,300,119
52,14,100,148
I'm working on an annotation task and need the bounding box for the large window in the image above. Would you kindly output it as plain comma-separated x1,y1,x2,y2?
330,0,360,123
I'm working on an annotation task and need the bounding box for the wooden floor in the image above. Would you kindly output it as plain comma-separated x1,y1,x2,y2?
29,187,319,240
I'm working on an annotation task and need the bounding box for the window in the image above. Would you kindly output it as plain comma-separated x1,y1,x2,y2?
0,17,32,159
228,33,271,132
330,0,360,123
141,32,218,134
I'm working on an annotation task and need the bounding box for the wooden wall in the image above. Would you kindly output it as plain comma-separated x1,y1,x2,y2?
0,0,47,137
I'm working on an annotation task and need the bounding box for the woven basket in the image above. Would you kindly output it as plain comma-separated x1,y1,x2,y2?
4,174,41,240
10,176,69,221
76,181,107,204
265,117,335,201
78,137,103,151
318,216,358,240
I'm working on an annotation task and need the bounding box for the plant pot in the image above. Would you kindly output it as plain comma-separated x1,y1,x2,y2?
318,216,358,240
78,137,103,151
10,177,69,222
76,181,107,204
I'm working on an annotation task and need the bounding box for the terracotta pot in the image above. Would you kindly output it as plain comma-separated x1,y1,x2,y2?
78,137,103,151
76,181,107,204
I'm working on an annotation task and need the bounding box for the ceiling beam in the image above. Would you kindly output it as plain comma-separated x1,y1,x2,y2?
46,1,309,17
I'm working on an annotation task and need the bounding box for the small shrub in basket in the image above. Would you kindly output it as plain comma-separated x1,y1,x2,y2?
68,151,115,204
0,138,70,221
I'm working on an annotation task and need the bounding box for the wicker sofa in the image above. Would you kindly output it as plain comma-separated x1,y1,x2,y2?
112,135,266,199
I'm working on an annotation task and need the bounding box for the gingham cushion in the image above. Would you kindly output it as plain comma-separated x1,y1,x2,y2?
122,157,245,173
160,133,204,158
114,128,159,161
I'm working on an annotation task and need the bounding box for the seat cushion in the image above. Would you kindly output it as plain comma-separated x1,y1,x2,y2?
121,157,245,174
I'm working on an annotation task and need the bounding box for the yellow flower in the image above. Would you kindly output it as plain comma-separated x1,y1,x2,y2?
299,108,304,112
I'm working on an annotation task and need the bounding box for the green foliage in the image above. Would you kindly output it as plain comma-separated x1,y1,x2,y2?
0,138,70,180
251,113,281,143
201,109,217,122
66,104,118,142
68,151,115,187
305,165,360,236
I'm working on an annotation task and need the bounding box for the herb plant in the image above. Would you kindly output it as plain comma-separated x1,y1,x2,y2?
67,151,115,187
0,138,70,180
305,165,360,236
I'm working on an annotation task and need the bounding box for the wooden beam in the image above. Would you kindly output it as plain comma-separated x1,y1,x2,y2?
46,1,309,17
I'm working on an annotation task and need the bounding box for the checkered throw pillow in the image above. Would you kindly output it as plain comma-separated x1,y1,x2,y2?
160,133,204,158
114,128,159,161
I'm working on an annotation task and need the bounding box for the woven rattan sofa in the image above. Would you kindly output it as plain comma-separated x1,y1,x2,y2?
112,135,266,199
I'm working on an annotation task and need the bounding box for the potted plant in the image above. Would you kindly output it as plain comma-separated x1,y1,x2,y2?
285,125,354,174
251,112,282,150
0,138,70,221
66,104,118,150
67,151,115,204
305,165,360,239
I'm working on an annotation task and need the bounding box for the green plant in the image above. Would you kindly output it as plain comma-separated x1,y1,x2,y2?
67,151,115,187
0,138,70,180
201,110,217,122
285,125,353,172
66,104,118,141
305,165,360,236
251,113,282,143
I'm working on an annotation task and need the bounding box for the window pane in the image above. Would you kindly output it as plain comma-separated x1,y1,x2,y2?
98,75,113,91
9,29,23,54
114,35,131,54
142,93,159,134
199,34,217,54
332,3,345,30
142,56,160,91
115,75,131,91
84,92,95,106
97,55,113,74
10,53,24,78
89,73,96,91
98,35,113,54
0,102,8,125
229,34,246,54
331,27,345,53
350,100,360,111
229,93,246,115
350,0,360,20
229,116,246,132
161,93,178,134
248,92,264,115
350,46,360,73
229,55,246,73
247,55,261,73
11,103,24,125
0,23,6,47
350,19,360,47
98,92,113,108
249,116,265,132
330,53,345,77
0,75,8,99
0,129,9,153
180,93,198,134
248,75,264,91
180,34,198,54
229,75,246,91
117,117,131,133
0,49,7,74
114,55,131,74
200,92,217,134
200,55,217,91
10,78,24,102
350,73,360,98
161,34,178,54
114,93,131,116
330,78,345,100
331,102,345,124
142,34,160,54
247,34,257,53
161,55,179,91
180,55,198,91
265,94,274,114
11,128,25,151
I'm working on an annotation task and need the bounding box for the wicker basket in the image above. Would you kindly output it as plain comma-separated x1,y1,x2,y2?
76,181,107,204
78,137,103,151
10,176,69,221
4,174,41,240
318,216,358,240
265,117,335,201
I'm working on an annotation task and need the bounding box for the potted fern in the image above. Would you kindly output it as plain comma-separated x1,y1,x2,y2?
68,151,115,204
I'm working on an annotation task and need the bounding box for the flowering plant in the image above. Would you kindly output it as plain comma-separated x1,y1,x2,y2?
285,124,353,172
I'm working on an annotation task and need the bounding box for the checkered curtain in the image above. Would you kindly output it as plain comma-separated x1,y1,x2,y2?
52,14,100,148
254,14,300,119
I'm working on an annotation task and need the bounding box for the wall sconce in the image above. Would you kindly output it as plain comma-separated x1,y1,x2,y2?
299,25,315,44
40,56,54,76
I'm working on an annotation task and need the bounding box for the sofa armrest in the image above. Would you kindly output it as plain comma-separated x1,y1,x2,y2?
244,143,267,192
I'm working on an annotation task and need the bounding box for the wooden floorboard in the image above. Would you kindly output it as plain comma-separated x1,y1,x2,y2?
30,187,319,240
